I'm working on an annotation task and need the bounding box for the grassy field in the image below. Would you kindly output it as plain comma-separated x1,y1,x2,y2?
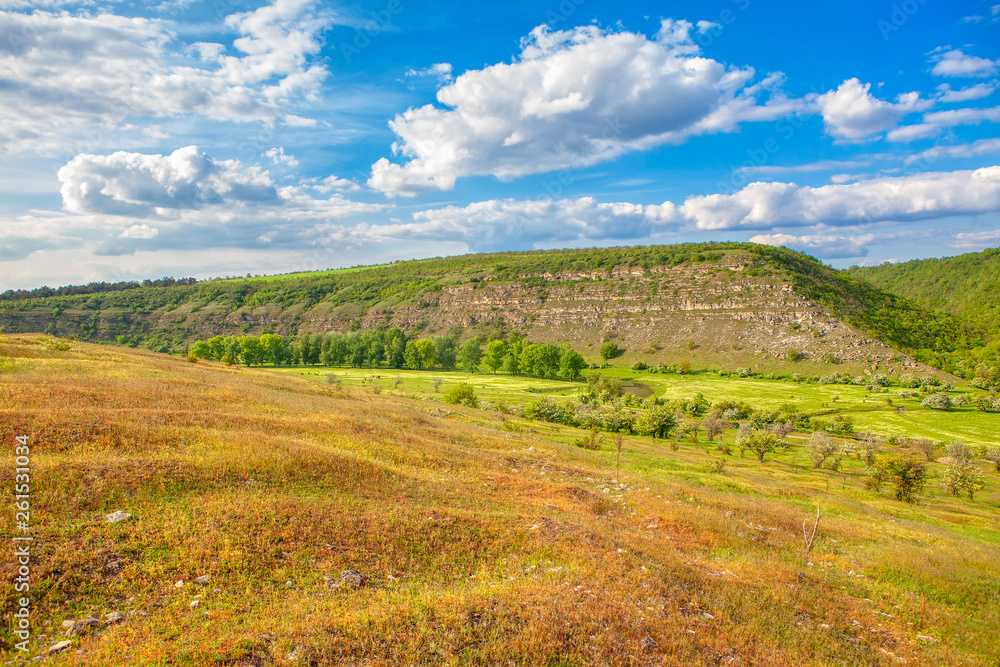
277,364,1000,446
2,335,999,666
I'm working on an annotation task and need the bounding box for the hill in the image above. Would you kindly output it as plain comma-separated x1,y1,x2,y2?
849,248,1000,375
1,335,999,665
0,244,981,377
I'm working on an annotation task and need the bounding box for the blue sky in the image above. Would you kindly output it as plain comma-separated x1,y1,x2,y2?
1,0,999,289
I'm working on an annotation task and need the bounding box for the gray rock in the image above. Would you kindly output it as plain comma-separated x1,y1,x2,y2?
195,575,210,585
105,510,132,524
47,641,73,654
640,636,658,651
340,569,366,588
69,617,99,636
60,620,74,632
103,612,124,625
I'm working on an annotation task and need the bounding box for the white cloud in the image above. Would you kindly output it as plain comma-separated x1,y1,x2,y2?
930,48,999,78
0,0,331,155
813,78,929,141
58,146,280,217
946,229,1000,251
369,22,802,195
904,138,1000,164
376,197,677,251
735,159,871,176
680,166,1000,230
119,224,159,239
264,147,299,166
314,175,362,193
888,105,1000,142
405,63,453,82
748,233,877,259
935,82,996,104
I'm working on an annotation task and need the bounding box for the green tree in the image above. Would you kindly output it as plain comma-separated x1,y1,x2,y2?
558,344,586,380
599,342,620,365
460,337,483,373
636,405,676,439
875,455,928,503
736,428,780,463
238,336,265,367
259,334,284,366
483,339,508,375
942,459,986,500
435,336,458,371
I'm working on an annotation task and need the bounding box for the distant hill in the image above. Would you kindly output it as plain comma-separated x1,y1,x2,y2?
848,248,1000,338
0,243,983,375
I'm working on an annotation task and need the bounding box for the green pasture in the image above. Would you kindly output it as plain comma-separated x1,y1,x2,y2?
273,363,1000,446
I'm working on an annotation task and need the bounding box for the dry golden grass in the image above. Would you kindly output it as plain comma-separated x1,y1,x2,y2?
1,334,999,666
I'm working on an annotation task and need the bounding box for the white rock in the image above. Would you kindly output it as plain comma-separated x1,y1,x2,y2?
105,510,132,524
195,575,210,585
190,600,200,609
174,580,184,588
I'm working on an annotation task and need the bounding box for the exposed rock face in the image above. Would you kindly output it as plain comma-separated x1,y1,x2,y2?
0,258,917,370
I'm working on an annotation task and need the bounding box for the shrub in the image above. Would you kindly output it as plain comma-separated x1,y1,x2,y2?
736,427,781,463
702,412,726,441
921,392,952,410
942,459,986,500
526,396,570,424
443,383,478,408
911,438,938,461
631,361,648,371
874,455,928,503
808,432,840,468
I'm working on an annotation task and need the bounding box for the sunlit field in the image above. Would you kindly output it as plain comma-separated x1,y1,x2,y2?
2,335,999,665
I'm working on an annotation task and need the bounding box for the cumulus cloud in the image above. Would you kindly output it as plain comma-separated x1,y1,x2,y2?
946,229,1000,251
813,78,929,141
369,21,802,195
265,147,299,166
377,197,677,251
748,233,876,259
930,48,999,78
0,0,331,154
679,166,1000,230
58,146,280,217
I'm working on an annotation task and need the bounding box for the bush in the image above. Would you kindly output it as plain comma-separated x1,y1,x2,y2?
942,459,986,500
921,392,953,410
443,383,478,408
525,396,570,424
736,427,781,463
808,432,840,468
631,361,649,371
872,455,927,503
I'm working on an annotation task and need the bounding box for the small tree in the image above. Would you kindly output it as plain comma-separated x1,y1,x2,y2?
703,412,725,442
430,377,442,392
737,428,780,463
876,455,928,503
808,432,840,469
483,339,507,375
599,342,619,365
857,433,880,467
945,441,973,462
911,438,938,461
985,446,1000,473
942,459,986,500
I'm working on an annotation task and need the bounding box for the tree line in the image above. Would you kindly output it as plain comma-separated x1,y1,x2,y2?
188,329,589,380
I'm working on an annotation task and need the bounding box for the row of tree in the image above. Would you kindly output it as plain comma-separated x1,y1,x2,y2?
188,329,590,380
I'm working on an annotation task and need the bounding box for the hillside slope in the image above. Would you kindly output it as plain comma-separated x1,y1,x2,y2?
848,248,1000,338
0,243,978,374
1,335,999,665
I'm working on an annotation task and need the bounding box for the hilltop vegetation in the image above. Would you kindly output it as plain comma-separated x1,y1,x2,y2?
849,248,1000,380
1,335,999,665
0,243,985,380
